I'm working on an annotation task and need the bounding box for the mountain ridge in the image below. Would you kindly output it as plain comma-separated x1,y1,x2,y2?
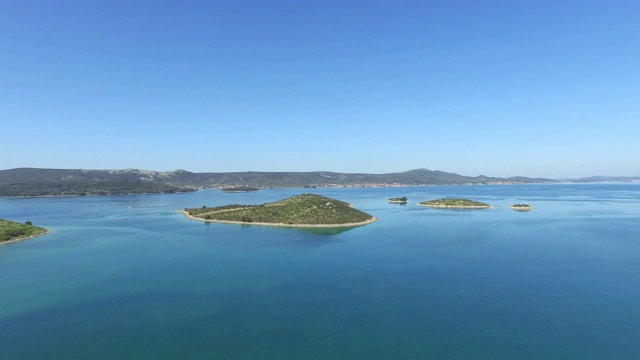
0,167,563,197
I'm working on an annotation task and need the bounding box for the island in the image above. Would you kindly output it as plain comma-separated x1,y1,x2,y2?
418,198,491,209
220,186,260,192
510,204,533,211
181,193,377,228
1,218,49,245
388,196,408,204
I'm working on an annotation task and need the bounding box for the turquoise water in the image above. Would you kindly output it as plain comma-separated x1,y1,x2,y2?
1,184,639,359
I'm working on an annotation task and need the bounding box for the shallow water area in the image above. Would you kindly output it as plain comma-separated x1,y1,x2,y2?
1,184,640,359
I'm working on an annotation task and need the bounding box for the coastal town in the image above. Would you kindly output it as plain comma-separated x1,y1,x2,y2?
303,180,534,188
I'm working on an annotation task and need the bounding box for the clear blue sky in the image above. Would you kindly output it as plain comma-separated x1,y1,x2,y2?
2,0,639,178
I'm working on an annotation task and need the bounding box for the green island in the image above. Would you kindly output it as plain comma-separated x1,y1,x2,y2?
388,196,408,204
220,186,260,192
1,218,49,244
182,193,376,228
510,204,533,211
418,198,491,209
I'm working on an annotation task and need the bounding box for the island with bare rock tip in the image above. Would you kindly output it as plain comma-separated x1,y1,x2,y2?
181,193,377,228
388,197,408,204
419,198,492,209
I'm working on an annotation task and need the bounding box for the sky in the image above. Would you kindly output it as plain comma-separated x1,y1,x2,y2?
1,0,639,178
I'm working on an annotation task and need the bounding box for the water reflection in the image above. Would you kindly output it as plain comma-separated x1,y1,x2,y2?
296,226,358,236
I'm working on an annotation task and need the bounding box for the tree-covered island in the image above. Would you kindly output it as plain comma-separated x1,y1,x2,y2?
182,193,376,228
1,219,49,244
418,198,491,209
510,204,533,211
388,197,408,204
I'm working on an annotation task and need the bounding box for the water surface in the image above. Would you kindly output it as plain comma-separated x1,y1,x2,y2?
1,184,639,359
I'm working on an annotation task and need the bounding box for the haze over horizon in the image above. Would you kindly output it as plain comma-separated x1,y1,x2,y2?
2,1,639,178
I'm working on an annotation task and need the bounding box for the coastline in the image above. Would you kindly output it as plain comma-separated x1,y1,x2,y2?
419,204,492,209
1,190,196,199
0,229,51,246
180,210,377,228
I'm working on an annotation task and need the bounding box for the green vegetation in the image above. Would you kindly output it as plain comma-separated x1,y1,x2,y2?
0,179,194,197
419,198,491,208
0,168,556,197
1,219,48,243
185,204,250,216
183,193,375,227
510,204,533,211
388,196,408,203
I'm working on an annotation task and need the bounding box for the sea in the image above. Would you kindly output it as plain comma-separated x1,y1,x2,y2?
1,184,639,359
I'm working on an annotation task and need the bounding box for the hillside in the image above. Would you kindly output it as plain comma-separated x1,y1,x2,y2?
183,193,376,227
0,168,197,196
0,167,556,196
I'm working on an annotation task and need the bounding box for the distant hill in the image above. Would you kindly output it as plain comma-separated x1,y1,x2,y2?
0,168,197,196
567,176,640,183
0,167,556,197
171,168,555,188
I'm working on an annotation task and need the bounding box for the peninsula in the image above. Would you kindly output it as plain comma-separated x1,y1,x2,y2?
1,219,49,245
182,193,376,228
388,197,408,204
419,198,491,209
510,204,533,211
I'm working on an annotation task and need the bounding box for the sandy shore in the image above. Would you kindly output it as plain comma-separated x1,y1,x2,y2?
0,229,51,246
180,210,377,228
